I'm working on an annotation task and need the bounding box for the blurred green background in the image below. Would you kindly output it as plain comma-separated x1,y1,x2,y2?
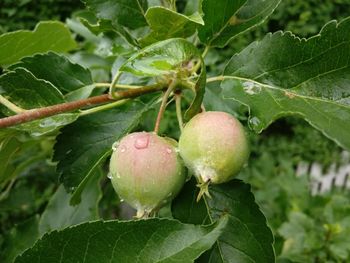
1,1,350,262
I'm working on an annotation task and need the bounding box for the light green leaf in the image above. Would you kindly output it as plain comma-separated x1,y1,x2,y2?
53,100,157,205
221,18,350,150
39,169,102,235
15,217,228,263
172,179,275,263
0,21,77,66
15,113,80,137
141,7,204,46
198,0,281,47
120,38,201,76
10,52,93,94
119,38,206,120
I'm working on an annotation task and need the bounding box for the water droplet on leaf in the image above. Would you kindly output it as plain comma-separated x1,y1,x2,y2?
249,117,263,131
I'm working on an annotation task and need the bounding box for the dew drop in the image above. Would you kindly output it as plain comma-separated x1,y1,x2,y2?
249,117,263,131
134,135,150,149
166,148,172,154
112,142,119,151
39,118,55,128
107,173,112,179
120,199,124,202
120,145,126,153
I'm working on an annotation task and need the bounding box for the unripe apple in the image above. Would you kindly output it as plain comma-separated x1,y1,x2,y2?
179,111,249,197
109,132,186,217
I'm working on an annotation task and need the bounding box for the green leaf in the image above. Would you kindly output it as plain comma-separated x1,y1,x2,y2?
120,38,201,76
221,18,350,150
1,216,39,263
10,52,93,94
53,100,157,205
198,0,281,47
39,169,102,235
15,114,80,137
0,68,64,110
0,21,77,66
119,38,206,120
84,0,148,30
0,68,78,136
0,136,48,188
141,7,204,46
80,18,140,47
15,217,228,263
0,136,21,186
172,179,275,263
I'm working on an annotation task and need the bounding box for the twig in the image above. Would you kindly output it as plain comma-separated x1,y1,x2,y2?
80,99,129,116
154,80,177,134
175,93,183,132
0,84,165,129
0,95,25,113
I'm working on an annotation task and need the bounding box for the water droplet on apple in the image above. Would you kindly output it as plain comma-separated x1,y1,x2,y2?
112,142,119,151
166,148,172,154
120,145,126,153
134,135,150,149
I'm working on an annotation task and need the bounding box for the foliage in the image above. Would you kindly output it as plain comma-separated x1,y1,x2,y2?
0,0,83,33
0,0,349,263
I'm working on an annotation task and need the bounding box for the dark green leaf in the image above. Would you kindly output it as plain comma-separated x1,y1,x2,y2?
0,136,20,186
0,136,48,188
0,21,77,66
15,217,228,263
173,179,275,262
222,18,350,150
80,18,140,47
141,7,204,46
0,68,64,110
198,0,281,47
0,68,78,136
84,0,148,30
10,52,93,94
53,100,157,204
1,216,39,263
172,178,210,225
39,169,102,235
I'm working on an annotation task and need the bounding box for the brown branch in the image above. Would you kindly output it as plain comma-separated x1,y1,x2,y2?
0,84,164,129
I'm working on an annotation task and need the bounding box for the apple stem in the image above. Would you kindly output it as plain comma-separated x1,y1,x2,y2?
175,92,184,132
154,80,177,134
